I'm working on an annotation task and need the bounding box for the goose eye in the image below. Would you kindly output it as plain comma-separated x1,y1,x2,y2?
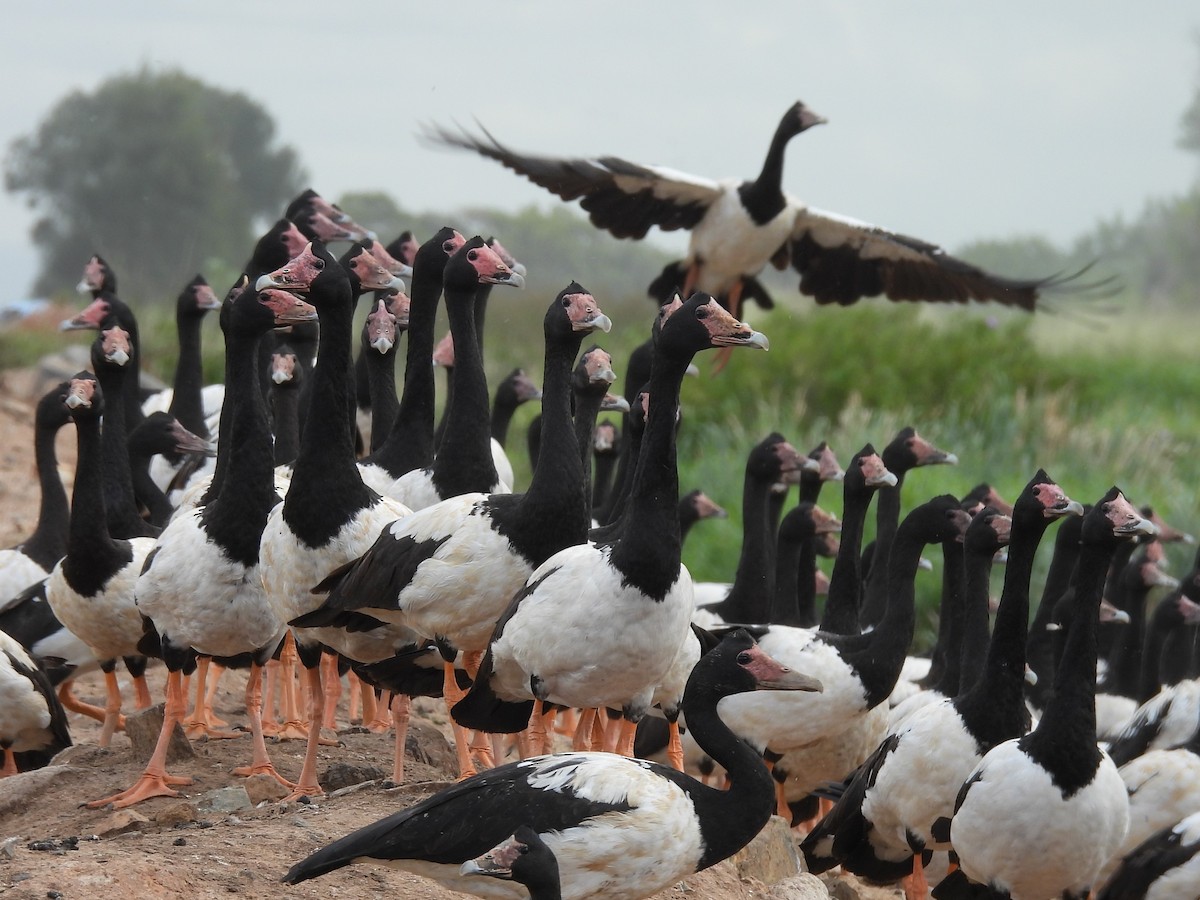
696,306,710,319
736,651,751,665
442,241,455,253
467,249,479,261
518,845,529,855
561,297,571,307
313,258,325,270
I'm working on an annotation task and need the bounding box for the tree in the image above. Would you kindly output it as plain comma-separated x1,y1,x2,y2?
5,67,306,302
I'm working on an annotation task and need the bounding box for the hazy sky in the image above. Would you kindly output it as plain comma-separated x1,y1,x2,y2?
2,2,1197,298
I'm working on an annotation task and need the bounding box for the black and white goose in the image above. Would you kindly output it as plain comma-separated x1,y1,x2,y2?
427,102,1094,318
0,629,71,777
85,283,317,810
45,373,157,747
450,294,768,754
803,473,1083,895
0,383,73,606
255,242,418,796
282,630,820,900
938,489,1155,900
295,282,610,778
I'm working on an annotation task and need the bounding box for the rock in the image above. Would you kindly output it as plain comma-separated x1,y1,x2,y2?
405,720,455,774
153,801,199,827
319,762,385,793
200,786,252,813
769,873,831,899
732,815,802,886
124,705,193,763
0,836,20,859
244,774,290,805
0,766,86,817
96,809,149,838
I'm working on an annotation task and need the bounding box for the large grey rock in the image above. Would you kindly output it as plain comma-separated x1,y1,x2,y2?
96,809,149,838
200,785,252,813
0,766,86,817
319,762,386,792
732,815,802,886
405,720,455,774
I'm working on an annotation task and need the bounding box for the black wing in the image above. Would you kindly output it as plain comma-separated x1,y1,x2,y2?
424,123,720,240
789,205,1106,311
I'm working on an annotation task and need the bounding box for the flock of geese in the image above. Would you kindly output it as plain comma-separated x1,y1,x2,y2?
0,102,1194,900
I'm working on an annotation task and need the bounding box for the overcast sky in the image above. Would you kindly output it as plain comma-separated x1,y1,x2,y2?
2,2,1197,298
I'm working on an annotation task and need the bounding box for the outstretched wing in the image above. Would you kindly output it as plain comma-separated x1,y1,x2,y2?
424,123,721,239
788,205,1097,310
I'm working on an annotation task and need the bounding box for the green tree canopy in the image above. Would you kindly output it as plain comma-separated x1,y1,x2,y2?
5,67,306,303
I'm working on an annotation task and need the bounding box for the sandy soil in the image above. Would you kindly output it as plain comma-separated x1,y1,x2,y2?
0,368,899,900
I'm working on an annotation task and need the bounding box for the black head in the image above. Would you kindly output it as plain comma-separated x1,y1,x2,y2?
572,347,616,397
177,274,220,319
1083,488,1157,547
386,230,419,267
35,381,75,432
965,506,1012,557
129,412,213,458
249,218,309,277
882,426,957,473
63,371,103,422
1012,470,1084,530
444,236,524,293
686,628,822,702
844,443,896,495
747,432,803,485
906,494,971,545
778,100,827,139
255,241,347,307
90,324,134,373
656,292,768,363
414,226,467,275
498,367,542,406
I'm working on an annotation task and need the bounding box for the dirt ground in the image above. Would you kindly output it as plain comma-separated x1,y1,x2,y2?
0,367,899,900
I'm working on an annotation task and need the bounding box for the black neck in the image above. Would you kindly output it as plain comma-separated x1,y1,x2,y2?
598,424,638,528
473,283,491,356
21,418,70,569
1096,541,1138,669
62,411,132,596
952,540,996,698
364,341,400,455
201,328,279,566
1138,590,1186,702
958,517,1049,742
1103,560,1150,698
736,118,792,225
1020,537,1117,795
366,253,442,476
94,362,158,539
605,352,687,598
127,439,174,528
491,390,521,448
709,470,776,623
169,313,209,439
431,286,498,497
772,521,817,628
681,686,777,869
572,392,605,515
859,475,905,628
925,538,967,695
283,280,375,547
820,483,872,634
1026,519,1083,708
270,383,302,468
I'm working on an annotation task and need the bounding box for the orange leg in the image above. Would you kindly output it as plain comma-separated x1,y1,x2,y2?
320,653,342,731
365,684,392,733
202,662,229,727
389,693,411,784
443,661,479,780
98,669,125,748
131,672,153,711
231,664,294,789
615,719,638,758
572,708,597,752
602,713,623,753
590,708,607,750
681,263,699,297
0,748,17,778
555,707,578,736
903,854,930,900
88,670,194,808
57,680,116,727
527,700,549,757
274,634,309,741
666,721,684,772
260,658,280,736
283,665,327,801
347,675,362,725
184,658,243,740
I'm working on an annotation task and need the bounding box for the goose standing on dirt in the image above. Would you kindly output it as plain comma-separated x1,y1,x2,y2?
427,103,1096,318
451,293,769,754
283,630,820,900
938,489,1155,900
46,373,156,747
86,283,318,809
